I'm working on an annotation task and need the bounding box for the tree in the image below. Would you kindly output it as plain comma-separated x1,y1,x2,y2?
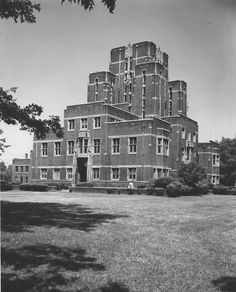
178,161,206,186
0,129,11,156
219,137,236,186
0,87,63,141
0,161,12,182
0,0,116,23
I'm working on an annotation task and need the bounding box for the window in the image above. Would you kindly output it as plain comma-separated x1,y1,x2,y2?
68,119,75,131
188,131,191,141
15,166,18,173
81,118,88,129
142,70,146,84
25,166,29,173
112,138,120,154
25,176,28,183
213,154,220,167
112,168,119,180
95,78,99,101
54,142,61,156
93,139,101,154
125,58,128,71
53,168,60,180
20,166,24,172
163,169,169,177
67,141,74,155
41,143,48,156
67,168,73,180
93,168,100,180
21,176,23,183
129,137,137,153
40,168,47,179
157,137,169,156
94,117,101,128
182,128,185,139
84,139,88,153
163,139,169,156
193,132,196,143
128,168,136,181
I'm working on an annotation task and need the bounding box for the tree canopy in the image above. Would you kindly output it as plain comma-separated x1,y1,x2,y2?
0,87,63,140
219,137,236,186
178,161,206,186
0,0,116,23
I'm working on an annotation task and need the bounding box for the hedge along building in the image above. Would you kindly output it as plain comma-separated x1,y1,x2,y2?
31,41,199,186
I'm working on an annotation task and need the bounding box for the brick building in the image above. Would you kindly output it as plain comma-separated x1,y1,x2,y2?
198,141,220,184
31,41,200,186
12,153,32,184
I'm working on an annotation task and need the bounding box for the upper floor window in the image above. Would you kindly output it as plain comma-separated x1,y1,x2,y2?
129,137,137,153
212,154,220,167
67,141,74,155
81,118,88,129
68,119,75,131
25,166,29,173
112,138,120,154
54,142,61,156
15,166,18,173
157,137,169,156
193,132,197,143
142,70,146,84
41,143,48,157
163,139,169,156
95,78,99,101
40,168,47,179
188,131,191,141
93,139,101,154
182,128,185,139
20,166,24,172
94,117,101,128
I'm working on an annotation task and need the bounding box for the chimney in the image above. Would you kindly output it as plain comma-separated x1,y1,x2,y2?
25,153,28,159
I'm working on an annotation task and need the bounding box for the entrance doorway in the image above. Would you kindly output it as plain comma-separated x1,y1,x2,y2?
77,157,87,182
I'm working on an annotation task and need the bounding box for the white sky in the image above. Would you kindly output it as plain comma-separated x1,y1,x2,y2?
1,0,236,165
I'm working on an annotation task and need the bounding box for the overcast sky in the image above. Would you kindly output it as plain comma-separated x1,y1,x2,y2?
1,0,236,165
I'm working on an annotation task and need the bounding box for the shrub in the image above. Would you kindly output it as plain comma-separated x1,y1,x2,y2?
180,184,195,196
166,182,183,197
146,187,166,196
1,181,13,191
213,185,236,195
107,189,116,194
77,182,94,187
194,183,209,195
178,162,207,186
19,184,48,192
127,188,136,195
227,188,236,195
149,177,175,189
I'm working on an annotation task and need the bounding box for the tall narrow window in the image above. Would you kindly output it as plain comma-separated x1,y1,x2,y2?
67,141,74,155
95,78,99,101
157,137,162,154
94,117,101,128
112,168,119,180
93,139,100,154
142,70,146,84
84,139,88,153
129,137,137,153
128,168,137,181
67,168,73,180
182,128,185,139
68,119,75,131
25,166,29,173
41,143,48,157
112,138,120,154
20,166,24,172
169,87,172,115
53,169,60,180
81,118,88,129
54,142,61,156
15,166,18,173
93,168,100,180
40,168,47,179
163,139,169,156
125,58,128,71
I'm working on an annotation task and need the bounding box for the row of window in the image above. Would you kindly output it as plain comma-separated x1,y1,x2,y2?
68,117,101,131
40,167,170,181
15,165,29,173
14,176,29,183
41,137,169,157
182,128,197,142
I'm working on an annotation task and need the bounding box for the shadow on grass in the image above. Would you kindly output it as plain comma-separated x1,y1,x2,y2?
1,201,128,233
100,281,130,292
1,244,105,292
212,276,236,292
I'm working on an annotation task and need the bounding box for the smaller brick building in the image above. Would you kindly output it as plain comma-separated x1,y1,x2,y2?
12,153,32,184
198,141,220,184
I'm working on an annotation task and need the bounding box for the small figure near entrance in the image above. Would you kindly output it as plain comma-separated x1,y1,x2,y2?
127,180,134,189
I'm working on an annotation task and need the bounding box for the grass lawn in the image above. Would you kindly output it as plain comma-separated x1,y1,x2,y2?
1,191,236,292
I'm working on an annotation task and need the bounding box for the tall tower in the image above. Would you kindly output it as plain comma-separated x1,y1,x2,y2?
167,80,187,116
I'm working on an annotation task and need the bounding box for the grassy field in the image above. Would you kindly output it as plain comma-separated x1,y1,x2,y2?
1,191,236,292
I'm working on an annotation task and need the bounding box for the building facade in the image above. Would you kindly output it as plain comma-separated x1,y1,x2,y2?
30,41,202,186
198,141,220,184
12,153,32,184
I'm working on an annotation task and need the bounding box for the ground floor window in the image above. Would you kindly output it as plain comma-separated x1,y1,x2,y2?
25,176,28,183
40,168,47,179
67,168,73,180
93,168,100,180
128,168,136,181
153,168,169,178
211,175,219,185
53,168,60,180
111,168,119,180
